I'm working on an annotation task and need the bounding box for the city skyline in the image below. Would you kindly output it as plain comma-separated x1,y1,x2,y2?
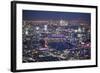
22,10,91,63
23,10,91,25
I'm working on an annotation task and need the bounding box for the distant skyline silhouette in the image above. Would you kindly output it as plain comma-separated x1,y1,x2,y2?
23,10,91,24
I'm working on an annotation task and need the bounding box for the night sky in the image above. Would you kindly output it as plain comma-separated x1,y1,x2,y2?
23,10,91,24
